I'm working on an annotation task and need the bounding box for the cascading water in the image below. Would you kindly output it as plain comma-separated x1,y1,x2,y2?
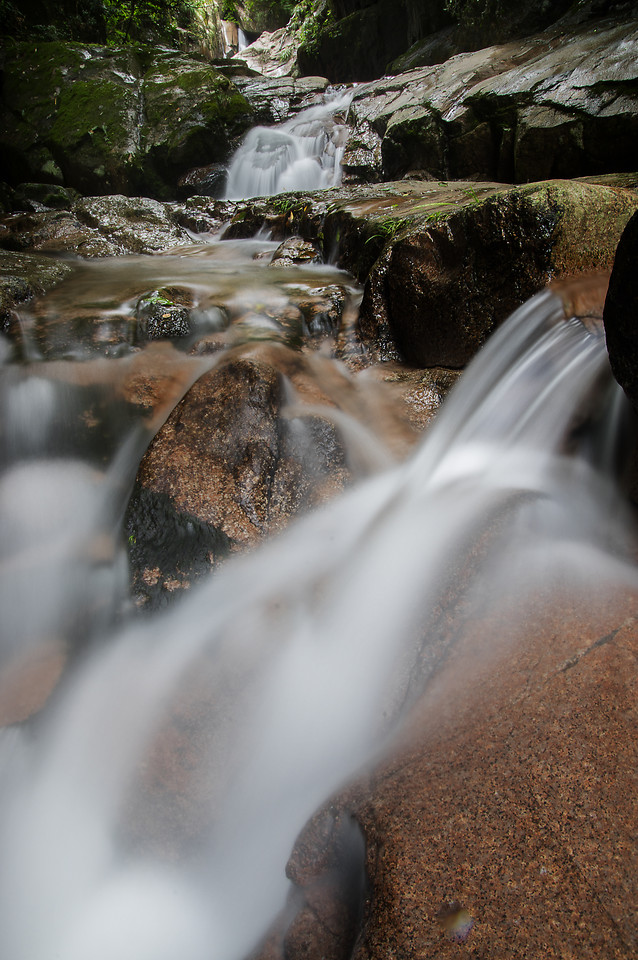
0,226,635,960
225,91,352,199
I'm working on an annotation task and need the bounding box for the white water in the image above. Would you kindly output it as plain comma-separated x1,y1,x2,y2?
225,92,352,199
0,260,635,958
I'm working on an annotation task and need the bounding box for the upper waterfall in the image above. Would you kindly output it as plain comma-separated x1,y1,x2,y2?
225,91,352,199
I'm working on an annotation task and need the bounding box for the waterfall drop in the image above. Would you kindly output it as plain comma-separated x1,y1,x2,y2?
225,92,352,199
0,258,634,960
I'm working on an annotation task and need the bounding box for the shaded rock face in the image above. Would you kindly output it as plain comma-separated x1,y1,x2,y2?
297,0,452,84
342,17,638,186
0,42,253,199
359,179,638,367
603,210,638,409
296,0,582,81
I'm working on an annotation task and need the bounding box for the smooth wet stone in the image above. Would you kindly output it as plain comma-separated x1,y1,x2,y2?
269,236,322,267
128,333,422,604
232,74,331,124
0,249,76,333
131,348,350,565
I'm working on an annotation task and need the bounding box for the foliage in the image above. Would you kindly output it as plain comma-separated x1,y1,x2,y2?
288,0,333,53
0,0,107,41
0,0,300,42
101,0,195,43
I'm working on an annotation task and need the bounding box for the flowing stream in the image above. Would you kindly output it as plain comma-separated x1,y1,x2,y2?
0,121,636,958
225,91,352,199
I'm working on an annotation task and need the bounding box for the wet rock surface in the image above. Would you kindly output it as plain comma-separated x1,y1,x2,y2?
0,194,214,259
231,75,332,125
221,177,638,366
263,581,638,960
0,249,76,337
128,348,348,604
342,15,638,185
127,334,423,604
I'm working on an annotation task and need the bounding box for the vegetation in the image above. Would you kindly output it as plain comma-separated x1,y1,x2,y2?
0,0,299,42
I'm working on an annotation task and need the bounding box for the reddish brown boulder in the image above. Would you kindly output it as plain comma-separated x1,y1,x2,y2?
277,578,638,960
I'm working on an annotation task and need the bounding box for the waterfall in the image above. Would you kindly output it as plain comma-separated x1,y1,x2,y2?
0,246,634,960
225,92,352,199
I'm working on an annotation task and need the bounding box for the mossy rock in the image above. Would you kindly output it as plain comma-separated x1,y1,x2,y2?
142,53,253,183
0,249,76,334
355,179,638,367
0,41,253,199
49,77,142,194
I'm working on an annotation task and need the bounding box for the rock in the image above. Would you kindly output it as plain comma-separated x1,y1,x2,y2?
140,49,252,194
231,75,331,126
177,162,228,199
295,0,582,82
129,348,350,595
135,292,193,342
128,330,424,603
270,575,638,960
357,179,638,367
75,195,189,254
269,236,322,266
10,182,78,212
0,41,253,200
220,178,638,368
0,249,76,336
0,194,194,258
603,210,638,409
231,26,303,79
343,16,638,185
293,0,460,83
124,485,232,611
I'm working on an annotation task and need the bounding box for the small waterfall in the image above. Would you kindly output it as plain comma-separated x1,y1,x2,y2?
225,92,352,199
0,268,635,960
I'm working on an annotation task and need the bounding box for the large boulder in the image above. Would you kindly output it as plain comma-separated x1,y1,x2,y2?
128,345,352,606
356,178,638,367
343,15,638,185
220,177,638,367
0,42,254,199
275,579,638,959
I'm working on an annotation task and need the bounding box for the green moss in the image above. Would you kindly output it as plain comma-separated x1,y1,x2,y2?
289,0,334,54
50,77,137,153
